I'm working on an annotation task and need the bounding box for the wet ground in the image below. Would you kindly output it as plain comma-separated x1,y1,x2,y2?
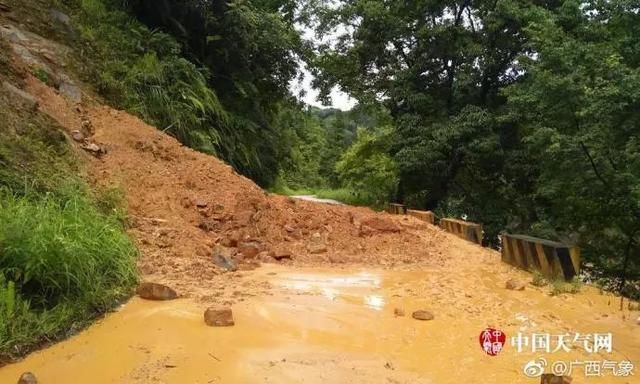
1,264,638,383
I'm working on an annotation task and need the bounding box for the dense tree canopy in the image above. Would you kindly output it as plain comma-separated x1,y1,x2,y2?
308,0,640,289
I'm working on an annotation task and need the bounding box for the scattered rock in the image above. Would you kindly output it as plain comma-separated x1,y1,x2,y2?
70,130,84,142
412,310,435,321
136,282,177,300
394,308,405,317
540,374,572,384
506,278,526,291
50,9,71,26
307,232,327,254
283,224,295,233
17,372,37,384
237,241,263,259
212,245,237,271
80,142,106,157
59,81,81,103
204,307,234,327
3,82,38,111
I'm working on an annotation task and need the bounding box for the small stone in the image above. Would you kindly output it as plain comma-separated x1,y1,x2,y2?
359,216,401,236
71,130,84,142
17,372,37,384
636,316,640,325
412,310,434,321
237,241,263,259
284,224,295,233
0,2,10,13
81,142,106,157
394,308,405,317
204,307,234,327
540,373,572,384
136,282,177,300
195,199,208,208
506,278,526,291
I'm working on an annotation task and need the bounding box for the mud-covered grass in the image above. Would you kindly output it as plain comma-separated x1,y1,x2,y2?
0,80,137,362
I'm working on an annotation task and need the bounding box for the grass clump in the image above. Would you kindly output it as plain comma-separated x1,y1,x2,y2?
550,276,583,296
531,270,549,287
0,192,137,359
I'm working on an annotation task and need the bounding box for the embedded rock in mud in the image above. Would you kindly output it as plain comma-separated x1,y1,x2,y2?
212,245,237,271
204,307,234,327
358,216,401,236
394,308,405,317
136,282,178,300
505,278,526,291
237,241,263,259
411,310,435,321
17,372,37,384
307,232,327,254
540,374,572,384
272,248,292,261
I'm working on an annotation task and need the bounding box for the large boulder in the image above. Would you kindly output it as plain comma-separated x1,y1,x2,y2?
136,282,177,300
204,307,234,327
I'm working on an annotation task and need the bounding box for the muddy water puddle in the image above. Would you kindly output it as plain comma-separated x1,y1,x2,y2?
1,265,638,383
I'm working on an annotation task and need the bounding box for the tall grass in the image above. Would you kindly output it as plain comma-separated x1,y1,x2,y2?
0,70,137,360
0,190,138,360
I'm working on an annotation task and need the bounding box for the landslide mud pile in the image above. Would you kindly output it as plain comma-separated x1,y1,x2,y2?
2,17,470,300
25,75,464,299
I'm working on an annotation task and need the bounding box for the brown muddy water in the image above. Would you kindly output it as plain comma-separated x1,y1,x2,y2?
1,265,638,383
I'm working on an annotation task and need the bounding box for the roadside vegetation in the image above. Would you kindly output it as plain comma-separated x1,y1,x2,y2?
0,55,137,361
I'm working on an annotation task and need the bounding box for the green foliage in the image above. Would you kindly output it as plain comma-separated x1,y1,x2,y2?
310,0,640,293
531,270,549,288
0,85,137,360
550,277,583,296
336,127,398,205
69,1,228,155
